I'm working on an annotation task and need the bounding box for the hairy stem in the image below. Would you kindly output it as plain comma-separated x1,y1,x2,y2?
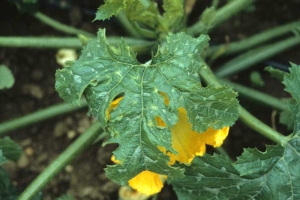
0,36,154,53
220,79,287,111
18,122,103,200
187,0,254,36
200,64,289,146
215,36,300,77
33,12,95,37
0,99,87,136
207,20,300,58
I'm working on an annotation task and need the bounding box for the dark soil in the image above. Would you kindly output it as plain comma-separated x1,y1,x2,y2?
1,1,300,200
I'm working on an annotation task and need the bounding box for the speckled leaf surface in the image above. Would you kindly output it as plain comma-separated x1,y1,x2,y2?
171,63,300,200
55,29,239,184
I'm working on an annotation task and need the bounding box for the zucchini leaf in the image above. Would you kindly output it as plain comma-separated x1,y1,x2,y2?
55,30,239,185
171,63,300,200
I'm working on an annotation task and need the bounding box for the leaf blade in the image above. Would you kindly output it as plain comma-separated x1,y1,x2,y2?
55,30,239,185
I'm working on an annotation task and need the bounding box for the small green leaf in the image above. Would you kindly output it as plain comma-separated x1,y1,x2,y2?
283,63,300,132
56,30,239,185
162,0,184,30
0,65,15,90
264,66,288,82
0,137,22,162
279,108,294,130
95,0,125,21
95,0,184,34
250,71,264,87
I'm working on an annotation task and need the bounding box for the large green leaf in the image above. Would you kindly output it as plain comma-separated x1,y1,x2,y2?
233,141,300,200
171,140,299,200
55,29,239,185
171,63,300,200
170,154,264,200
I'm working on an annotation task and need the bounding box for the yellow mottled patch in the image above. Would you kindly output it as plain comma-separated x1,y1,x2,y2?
106,96,124,120
111,104,229,196
160,107,229,165
128,170,166,196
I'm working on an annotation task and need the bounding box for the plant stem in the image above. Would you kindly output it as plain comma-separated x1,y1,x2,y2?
200,64,289,146
187,0,254,36
116,11,142,38
0,36,154,53
215,147,230,158
207,20,300,58
238,107,289,146
215,36,300,77
33,12,95,37
0,99,87,136
220,79,287,111
18,122,103,200
131,22,157,39
0,37,82,48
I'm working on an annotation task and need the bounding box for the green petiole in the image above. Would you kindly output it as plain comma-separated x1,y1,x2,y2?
200,64,290,147
220,79,287,111
0,99,87,136
207,20,300,59
187,0,254,36
33,12,95,37
0,36,155,53
215,36,300,77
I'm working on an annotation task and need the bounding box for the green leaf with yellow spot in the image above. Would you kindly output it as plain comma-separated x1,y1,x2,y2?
172,63,300,200
55,29,238,185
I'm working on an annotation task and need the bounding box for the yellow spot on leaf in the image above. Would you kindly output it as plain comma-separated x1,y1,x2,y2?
158,91,170,106
111,106,229,196
160,107,229,165
155,116,166,127
106,96,124,120
128,170,166,196
111,155,121,164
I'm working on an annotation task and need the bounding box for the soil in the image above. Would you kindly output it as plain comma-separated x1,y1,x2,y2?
1,1,300,200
